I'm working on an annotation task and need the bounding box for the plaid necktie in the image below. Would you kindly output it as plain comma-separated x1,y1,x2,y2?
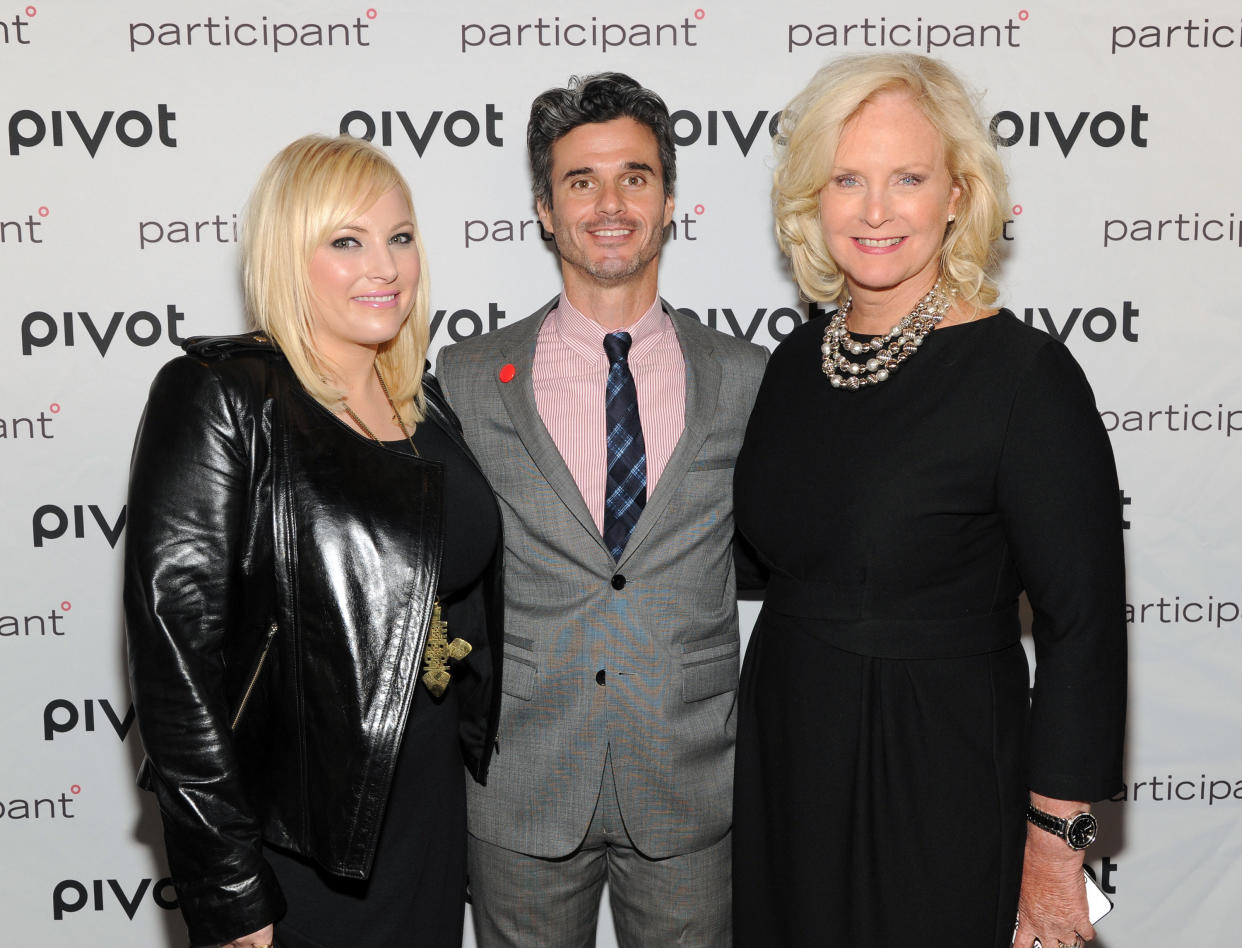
603,331,647,560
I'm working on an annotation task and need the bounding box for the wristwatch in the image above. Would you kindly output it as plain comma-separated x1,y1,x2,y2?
1026,803,1098,850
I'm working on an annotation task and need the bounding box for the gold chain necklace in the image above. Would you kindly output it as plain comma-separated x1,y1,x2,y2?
341,364,420,457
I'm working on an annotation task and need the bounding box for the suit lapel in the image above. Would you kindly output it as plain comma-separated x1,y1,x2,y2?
617,304,720,568
497,298,612,559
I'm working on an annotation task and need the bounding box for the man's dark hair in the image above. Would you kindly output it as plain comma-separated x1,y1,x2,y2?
528,72,677,208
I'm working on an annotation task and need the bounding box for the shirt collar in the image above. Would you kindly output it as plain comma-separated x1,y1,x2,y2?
548,292,669,364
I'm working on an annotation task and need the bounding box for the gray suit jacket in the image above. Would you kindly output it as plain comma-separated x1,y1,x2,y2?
436,296,766,859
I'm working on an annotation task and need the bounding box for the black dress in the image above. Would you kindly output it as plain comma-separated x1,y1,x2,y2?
731,311,1126,947
267,412,499,948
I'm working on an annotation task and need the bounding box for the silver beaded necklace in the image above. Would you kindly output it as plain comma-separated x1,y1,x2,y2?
821,278,957,390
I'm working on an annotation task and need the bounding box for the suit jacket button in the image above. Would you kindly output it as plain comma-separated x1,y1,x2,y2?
611,574,626,589
596,669,606,686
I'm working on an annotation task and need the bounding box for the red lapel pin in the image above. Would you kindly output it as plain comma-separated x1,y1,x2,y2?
498,363,516,383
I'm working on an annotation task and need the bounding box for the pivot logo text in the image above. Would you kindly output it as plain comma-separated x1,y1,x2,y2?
430,303,507,344
53,878,177,921
1022,301,1139,342
670,110,781,156
1087,858,1120,895
32,504,126,548
21,305,188,355
990,106,1148,156
341,107,502,156
683,304,809,342
44,698,135,741
8,105,177,157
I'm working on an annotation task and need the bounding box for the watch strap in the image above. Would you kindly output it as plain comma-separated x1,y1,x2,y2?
1026,803,1097,850
1026,803,1067,837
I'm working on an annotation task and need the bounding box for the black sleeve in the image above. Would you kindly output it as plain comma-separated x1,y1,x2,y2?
733,339,772,598
124,356,283,945
733,529,769,597
996,341,1127,802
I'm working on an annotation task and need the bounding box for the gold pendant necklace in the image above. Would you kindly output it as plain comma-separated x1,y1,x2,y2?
341,364,420,457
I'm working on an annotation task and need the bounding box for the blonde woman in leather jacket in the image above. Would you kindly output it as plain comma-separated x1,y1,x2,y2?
125,135,503,948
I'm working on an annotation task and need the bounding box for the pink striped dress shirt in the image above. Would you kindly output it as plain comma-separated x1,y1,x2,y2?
532,293,687,534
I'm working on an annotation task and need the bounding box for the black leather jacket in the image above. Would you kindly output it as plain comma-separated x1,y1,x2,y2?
124,334,503,947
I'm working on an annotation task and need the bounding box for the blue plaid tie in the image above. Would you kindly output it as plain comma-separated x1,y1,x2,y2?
603,331,647,560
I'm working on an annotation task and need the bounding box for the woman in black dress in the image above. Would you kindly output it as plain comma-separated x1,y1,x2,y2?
732,55,1126,948
125,135,502,948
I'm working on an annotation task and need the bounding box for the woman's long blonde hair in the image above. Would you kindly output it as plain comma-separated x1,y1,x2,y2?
242,134,430,425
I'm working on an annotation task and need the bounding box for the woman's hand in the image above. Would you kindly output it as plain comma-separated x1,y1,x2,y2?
221,923,275,948
1014,793,1094,948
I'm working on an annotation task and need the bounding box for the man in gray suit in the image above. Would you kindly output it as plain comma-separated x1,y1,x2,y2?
436,72,766,947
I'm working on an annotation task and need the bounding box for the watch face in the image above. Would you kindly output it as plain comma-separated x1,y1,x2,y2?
1067,812,1099,850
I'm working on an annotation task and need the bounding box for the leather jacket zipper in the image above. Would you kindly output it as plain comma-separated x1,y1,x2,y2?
230,621,279,731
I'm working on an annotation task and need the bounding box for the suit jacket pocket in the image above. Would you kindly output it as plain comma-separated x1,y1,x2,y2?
502,642,537,701
681,634,740,702
688,457,733,472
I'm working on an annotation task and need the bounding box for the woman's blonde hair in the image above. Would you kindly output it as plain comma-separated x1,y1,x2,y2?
773,53,1008,309
242,134,429,425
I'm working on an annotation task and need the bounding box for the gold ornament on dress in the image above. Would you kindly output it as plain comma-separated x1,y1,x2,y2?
421,601,472,698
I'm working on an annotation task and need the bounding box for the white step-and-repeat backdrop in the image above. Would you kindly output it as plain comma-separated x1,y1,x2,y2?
2,1,1238,944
